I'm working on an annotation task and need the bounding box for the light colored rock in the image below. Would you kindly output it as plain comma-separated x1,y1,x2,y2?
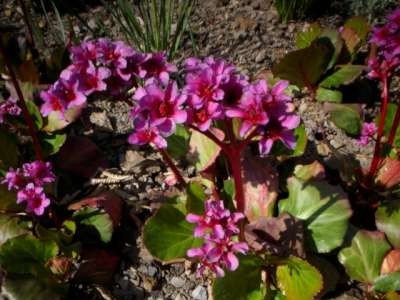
191,285,207,300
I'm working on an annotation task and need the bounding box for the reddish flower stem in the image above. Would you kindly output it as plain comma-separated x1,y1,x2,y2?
368,75,389,178
0,34,43,161
225,146,245,213
157,147,186,187
388,104,400,147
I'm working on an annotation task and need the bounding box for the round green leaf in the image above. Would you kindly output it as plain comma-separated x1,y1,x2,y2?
273,38,334,89
213,255,265,300
166,124,190,160
143,204,202,262
376,202,400,248
329,104,362,135
25,100,43,130
186,182,206,215
296,23,322,49
279,177,352,253
73,207,113,243
276,256,323,300
0,215,30,245
0,234,59,275
319,65,364,89
316,87,342,103
374,272,400,292
338,230,391,283
40,132,67,156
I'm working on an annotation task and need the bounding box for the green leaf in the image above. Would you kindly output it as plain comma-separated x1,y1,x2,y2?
2,276,66,300
296,23,322,49
316,87,343,103
188,128,224,172
272,124,308,157
376,202,400,248
279,177,352,253
319,65,365,88
320,29,344,69
338,230,391,283
294,161,325,182
40,132,67,156
73,207,113,243
276,256,323,300
0,234,58,275
0,185,21,212
143,204,202,262
166,124,190,159
0,128,19,172
213,255,265,300
273,38,334,89
0,215,30,245
343,16,370,43
43,106,83,132
374,272,400,292
186,182,206,214
25,100,43,130
329,104,362,135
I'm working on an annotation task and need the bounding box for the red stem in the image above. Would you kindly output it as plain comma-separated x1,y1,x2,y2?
0,34,43,161
226,146,245,213
368,75,389,178
158,148,186,187
388,104,400,147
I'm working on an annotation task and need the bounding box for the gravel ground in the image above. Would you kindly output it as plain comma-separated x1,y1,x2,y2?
0,0,392,299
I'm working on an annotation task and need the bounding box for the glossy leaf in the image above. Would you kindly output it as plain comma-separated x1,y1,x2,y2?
376,202,400,248
26,100,43,130
294,161,325,181
272,124,308,158
188,128,224,172
279,177,352,253
338,230,391,283
374,272,400,293
56,136,109,178
186,182,206,215
0,215,30,245
242,152,278,221
276,256,323,300
0,234,58,275
273,38,334,89
319,65,364,88
329,104,362,135
40,132,67,156
296,23,322,49
73,207,113,243
2,277,65,300
320,29,343,69
213,255,265,300
143,204,202,262
166,124,190,160
316,87,342,103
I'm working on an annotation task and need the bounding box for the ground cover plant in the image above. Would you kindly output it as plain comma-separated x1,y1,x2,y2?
0,1,400,299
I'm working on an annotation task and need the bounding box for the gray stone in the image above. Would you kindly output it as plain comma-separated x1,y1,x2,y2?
255,49,267,63
191,285,207,300
170,276,185,288
148,265,158,277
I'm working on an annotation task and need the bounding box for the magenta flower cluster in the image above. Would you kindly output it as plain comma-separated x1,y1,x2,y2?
40,38,176,118
2,161,55,215
357,122,377,146
186,199,248,277
0,97,21,124
129,56,299,155
369,8,400,79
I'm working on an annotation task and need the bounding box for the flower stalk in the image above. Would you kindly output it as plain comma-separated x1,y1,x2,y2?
0,33,43,161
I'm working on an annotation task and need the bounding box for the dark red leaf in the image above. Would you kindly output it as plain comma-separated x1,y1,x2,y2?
56,136,109,178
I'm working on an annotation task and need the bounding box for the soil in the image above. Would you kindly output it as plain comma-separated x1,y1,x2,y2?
0,0,395,299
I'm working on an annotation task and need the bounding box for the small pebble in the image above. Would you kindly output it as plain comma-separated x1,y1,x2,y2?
170,276,186,288
192,285,208,300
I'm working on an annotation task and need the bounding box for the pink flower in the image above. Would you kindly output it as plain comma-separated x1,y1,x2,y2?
186,199,248,277
357,122,377,146
40,87,67,117
132,81,187,136
128,122,167,149
225,89,269,137
141,52,177,84
1,167,26,191
0,97,21,123
22,161,55,186
187,101,223,131
17,183,50,216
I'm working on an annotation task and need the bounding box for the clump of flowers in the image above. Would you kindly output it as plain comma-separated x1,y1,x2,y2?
40,39,175,118
357,122,377,146
2,161,55,215
186,199,248,277
0,97,21,124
